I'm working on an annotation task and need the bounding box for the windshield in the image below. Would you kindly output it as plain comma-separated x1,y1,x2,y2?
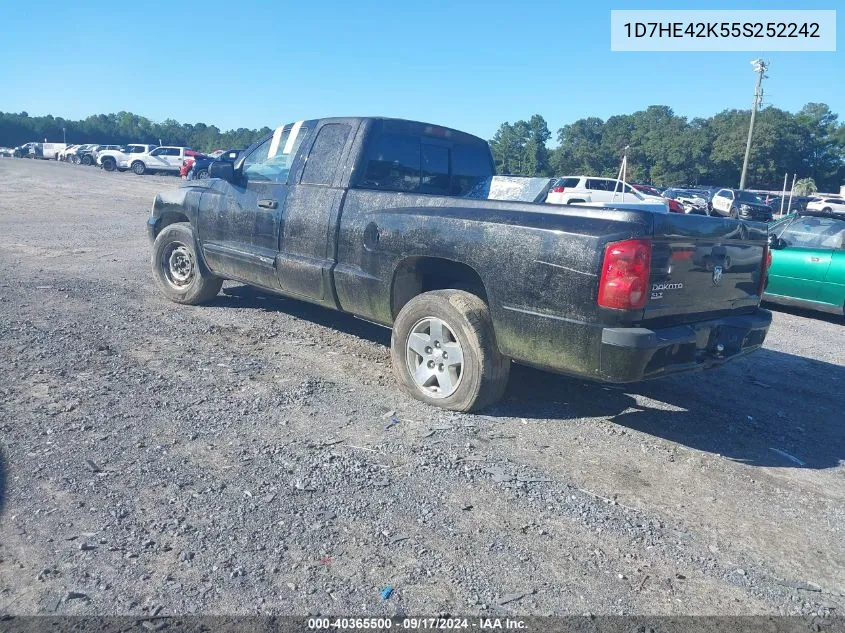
736,190,764,203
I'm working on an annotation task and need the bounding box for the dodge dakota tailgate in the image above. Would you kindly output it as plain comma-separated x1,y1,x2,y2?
643,214,769,322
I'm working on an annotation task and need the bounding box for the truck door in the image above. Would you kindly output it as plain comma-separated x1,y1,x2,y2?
196,122,313,292
147,147,173,170
274,120,355,304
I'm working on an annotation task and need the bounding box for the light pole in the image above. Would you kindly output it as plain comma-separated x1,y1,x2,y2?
62,127,66,144
739,59,768,190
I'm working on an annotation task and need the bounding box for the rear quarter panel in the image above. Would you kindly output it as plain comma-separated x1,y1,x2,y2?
334,190,652,374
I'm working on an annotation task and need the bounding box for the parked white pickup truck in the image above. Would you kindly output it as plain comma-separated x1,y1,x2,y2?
97,144,158,172
129,146,194,175
545,176,668,213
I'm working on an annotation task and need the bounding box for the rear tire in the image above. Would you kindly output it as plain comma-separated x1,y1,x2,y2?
822,207,832,213
151,222,222,305
196,169,209,179
102,157,116,172
81,155,93,166
391,290,510,412
132,161,146,175
729,206,739,219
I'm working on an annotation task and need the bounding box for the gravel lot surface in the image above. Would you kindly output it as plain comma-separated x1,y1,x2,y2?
0,158,843,617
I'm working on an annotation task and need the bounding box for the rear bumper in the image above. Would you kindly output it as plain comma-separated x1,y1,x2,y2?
598,309,772,382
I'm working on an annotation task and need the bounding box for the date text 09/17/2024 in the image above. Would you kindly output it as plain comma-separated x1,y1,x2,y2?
307,617,527,630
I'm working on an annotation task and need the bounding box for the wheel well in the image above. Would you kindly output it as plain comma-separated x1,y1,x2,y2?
153,212,190,238
391,257,488,319
566,199,585,204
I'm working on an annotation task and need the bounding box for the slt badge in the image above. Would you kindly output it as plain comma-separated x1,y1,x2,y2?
712,265,723,286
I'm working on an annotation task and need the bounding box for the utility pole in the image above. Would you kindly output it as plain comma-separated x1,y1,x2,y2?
739,59,768,190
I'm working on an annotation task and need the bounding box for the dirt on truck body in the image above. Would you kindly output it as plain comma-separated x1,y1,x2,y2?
147,117,772,412
0,159,843,619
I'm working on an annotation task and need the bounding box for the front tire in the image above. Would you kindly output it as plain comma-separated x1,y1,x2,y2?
81,155,93,166
151,222,222,305
391,290,510,412
196,169,209,179
102,157,116,172
822,207,832,213
729,206,739,219
131,161,146,175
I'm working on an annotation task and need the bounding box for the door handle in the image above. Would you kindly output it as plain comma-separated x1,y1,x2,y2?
808,256,821,262
257,199,278,209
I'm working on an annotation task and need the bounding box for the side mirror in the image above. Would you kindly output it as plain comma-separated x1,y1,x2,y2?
209,160,235,183
768,233,785,250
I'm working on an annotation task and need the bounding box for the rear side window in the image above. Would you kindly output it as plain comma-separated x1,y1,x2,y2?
586,179,606,191
451,144,492,195
555,177,581,188
301,123,351,186
359,134,420,192
421,144,450,194
358,131,492,196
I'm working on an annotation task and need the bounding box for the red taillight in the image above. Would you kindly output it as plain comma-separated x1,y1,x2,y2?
552,186,566,193
598,239,652,310
758,244,772,296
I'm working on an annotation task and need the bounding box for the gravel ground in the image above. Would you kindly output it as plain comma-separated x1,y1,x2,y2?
0,158,843,617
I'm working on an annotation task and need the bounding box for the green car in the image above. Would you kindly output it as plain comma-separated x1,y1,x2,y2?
766,211,845,315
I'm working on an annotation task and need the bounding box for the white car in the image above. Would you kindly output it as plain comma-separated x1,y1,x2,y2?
806,196,845,214
58,144,81,161
546,176,668,212
97,144,158,172
129,146,195,175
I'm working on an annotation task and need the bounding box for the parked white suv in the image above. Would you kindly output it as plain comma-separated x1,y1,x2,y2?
546,176,668,212
129,146,194,175
806,196,845,214
97,144,158,172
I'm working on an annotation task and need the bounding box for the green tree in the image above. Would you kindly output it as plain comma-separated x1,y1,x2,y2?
794,177,817,196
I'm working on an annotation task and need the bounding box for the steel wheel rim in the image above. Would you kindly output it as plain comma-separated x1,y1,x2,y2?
405,317,464,399
161,242,195,289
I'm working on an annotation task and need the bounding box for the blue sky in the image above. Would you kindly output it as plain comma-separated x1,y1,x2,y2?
0,0,841,141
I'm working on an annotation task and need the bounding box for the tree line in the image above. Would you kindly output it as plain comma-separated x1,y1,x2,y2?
2,104,844,191
490,103,845,191
0,111,271,155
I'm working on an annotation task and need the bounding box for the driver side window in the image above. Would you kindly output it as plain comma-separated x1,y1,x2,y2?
241,137,273,174
243,123,310,184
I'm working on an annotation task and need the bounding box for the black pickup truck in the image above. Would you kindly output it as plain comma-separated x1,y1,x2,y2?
147,117,772,411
